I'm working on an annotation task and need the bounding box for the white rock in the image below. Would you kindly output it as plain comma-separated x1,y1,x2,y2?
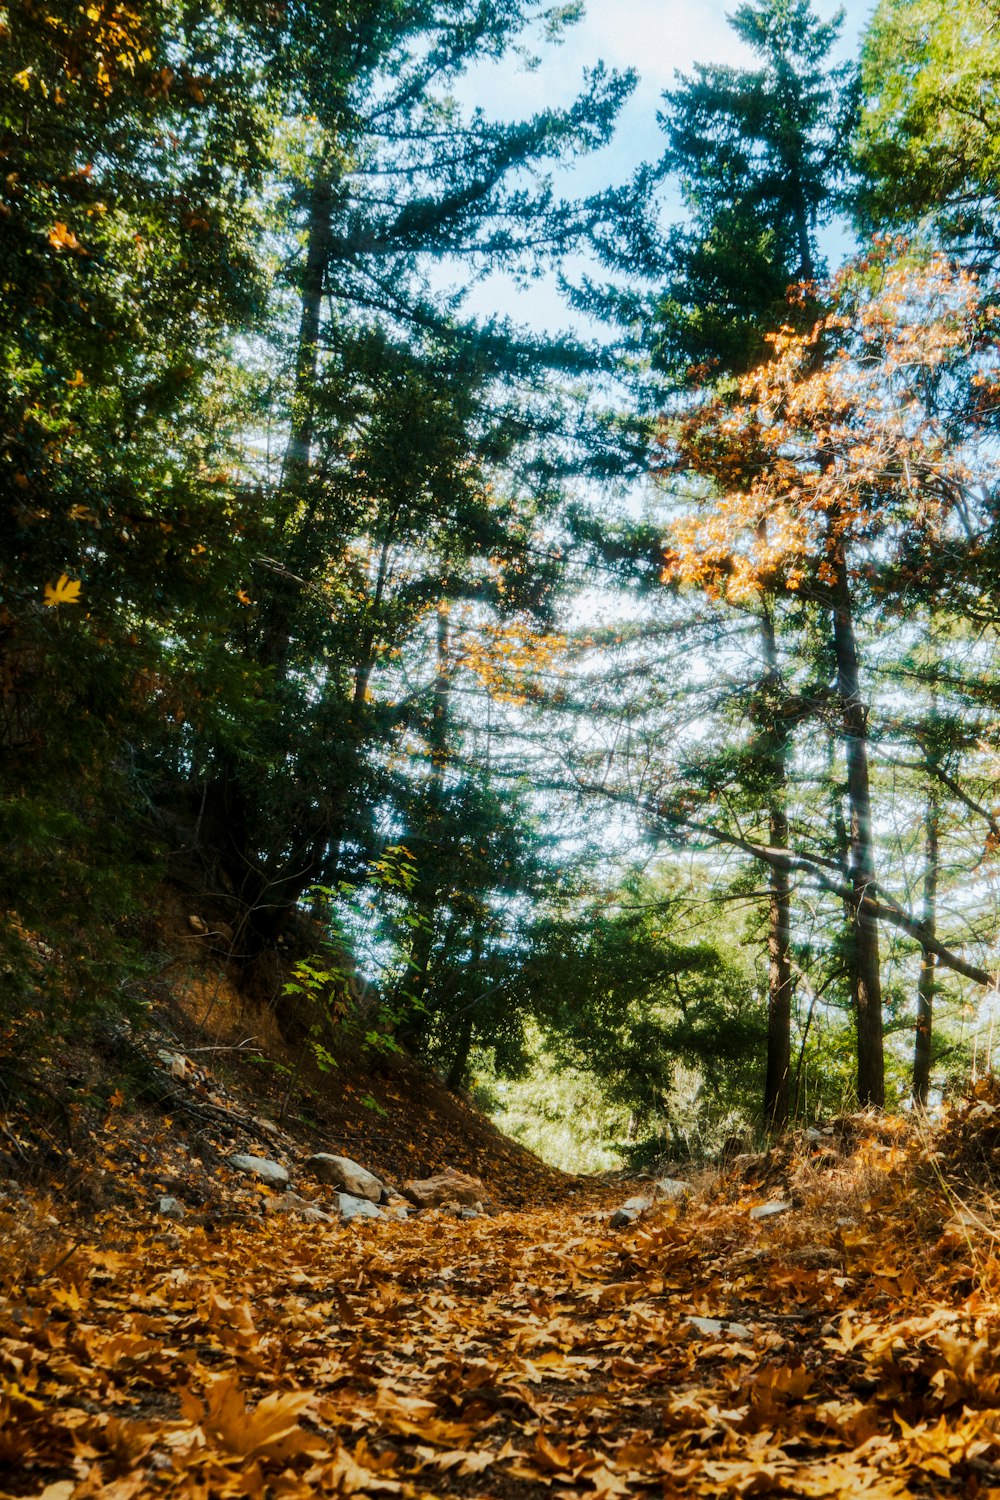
654,1178,692,1202
336,1192,382,1222
750,1200,792,1220
609,1208,638,1229
229,1154,289,1189
686,1315,752,1340
305,1153,383,1202
621,1195,653,1214
157,1049,192,1080
158,1196,186,1220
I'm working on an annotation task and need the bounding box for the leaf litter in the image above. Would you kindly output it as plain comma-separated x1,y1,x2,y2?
5,1096,1000,1498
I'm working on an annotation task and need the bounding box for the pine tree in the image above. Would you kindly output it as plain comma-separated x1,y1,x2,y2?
665,248,1000,1105
0,0,275,1017
656,0,853,378
651,0,853,1124
192,0,639,968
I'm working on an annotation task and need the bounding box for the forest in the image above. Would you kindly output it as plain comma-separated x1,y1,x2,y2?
4,0,1000,1162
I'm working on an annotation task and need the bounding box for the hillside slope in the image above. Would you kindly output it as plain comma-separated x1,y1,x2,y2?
0,880,573,1224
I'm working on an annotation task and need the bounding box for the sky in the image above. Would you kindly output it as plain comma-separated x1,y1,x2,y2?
454,0,878,330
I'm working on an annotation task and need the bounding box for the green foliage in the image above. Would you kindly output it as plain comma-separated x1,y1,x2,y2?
656,0,854,377
856,0,1000,253
471,1029,631,1174
519,871,769,1155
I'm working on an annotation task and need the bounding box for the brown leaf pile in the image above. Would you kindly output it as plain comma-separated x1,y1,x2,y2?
4,1110,1000,1500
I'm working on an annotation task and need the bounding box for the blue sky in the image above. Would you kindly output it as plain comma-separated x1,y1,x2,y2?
455,0,877,329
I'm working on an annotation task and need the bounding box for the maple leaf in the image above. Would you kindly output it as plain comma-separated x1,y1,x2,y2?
44,575,83,607
181,1374,323,1463
48,222,86,254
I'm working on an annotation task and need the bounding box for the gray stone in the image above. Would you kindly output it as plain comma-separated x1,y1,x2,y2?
686,1315,752,1340
750,1200,792,1221
621,1195,653,1214
609,1208,638,1229
654,1178,692,1202
229,1154,289,1189
158,1196,186,1221
336,1192,382,1222
305,1153,383,1202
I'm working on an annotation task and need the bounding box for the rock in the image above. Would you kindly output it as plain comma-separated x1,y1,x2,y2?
336,1192,381,1222
305,1153,383,1202
458,1207,480,1220
402,1167,486,1209
654,1178,692,1202
621,1195,653,1214
229,1154,289,1189
188,914,209,934
733,1152,769,1180
750,1200,792,1221
158,1196,186,1221
267,1192,334,1225
157,1049,192,1081
609,1208,638,1229
686,1315,752,1340
609,1195,654,1228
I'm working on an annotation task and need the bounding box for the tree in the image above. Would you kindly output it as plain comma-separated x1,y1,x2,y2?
187,0,640,970
519,870,766,1156
0,0,274,1019
656,0,854,378
663,246,1000,1104
855,0,1000,264
647,0,854,1125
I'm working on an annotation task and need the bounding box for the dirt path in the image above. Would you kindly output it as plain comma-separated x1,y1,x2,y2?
2,1147,998,1500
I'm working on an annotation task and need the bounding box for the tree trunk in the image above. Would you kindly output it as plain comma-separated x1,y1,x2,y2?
830,545,884,1108
261,171,335,674
446,1011,474,1092
197,171,339,964
399,604,451,1043
759,601,792,1131
913,771,940,1106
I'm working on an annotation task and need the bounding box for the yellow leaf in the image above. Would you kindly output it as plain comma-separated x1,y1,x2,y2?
183,1373,321,1462
44,574,82,607
66,370,86,388
48,221,85,254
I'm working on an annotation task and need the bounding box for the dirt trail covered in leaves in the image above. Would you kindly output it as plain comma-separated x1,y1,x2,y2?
6,1110,1000,1500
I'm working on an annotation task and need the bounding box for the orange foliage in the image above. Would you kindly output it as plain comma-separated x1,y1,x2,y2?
661,248,997,609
